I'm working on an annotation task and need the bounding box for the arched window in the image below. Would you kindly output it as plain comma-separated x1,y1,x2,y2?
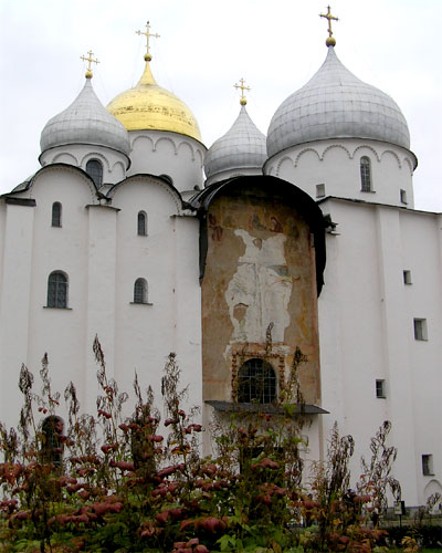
86,159,103,187
360,156,372,192
137,211,147,236
47,271,68,308
238,358,277,404
41,416,64,468
51,202,62,227
133,278,148,304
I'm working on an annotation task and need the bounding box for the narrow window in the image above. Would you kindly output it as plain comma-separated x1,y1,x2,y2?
403,270,412,285
360,156,372,192
47,271,68,308
86,159,103,187
376,379,386,398
137,211,147,236
51,202,62,227
316,183,325,198
400,189,408,205
41,416,65,468
133,278,148,304
238,359,276,404
422,454,434,476
413,318,428,341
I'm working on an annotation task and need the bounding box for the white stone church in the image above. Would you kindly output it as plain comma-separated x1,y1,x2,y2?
0,18,440,509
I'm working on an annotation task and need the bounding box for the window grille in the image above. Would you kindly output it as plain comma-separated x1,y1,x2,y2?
47,271,68,308
238,358,276,404
360,156,372,192
86,159,103,187
134,278,148,304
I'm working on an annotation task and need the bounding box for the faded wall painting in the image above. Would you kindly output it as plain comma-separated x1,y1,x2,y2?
201,180,322,407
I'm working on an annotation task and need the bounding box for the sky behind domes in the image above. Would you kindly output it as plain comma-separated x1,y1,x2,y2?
0,0,440,210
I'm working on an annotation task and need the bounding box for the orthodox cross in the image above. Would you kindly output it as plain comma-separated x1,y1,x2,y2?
136,21,160,61
80,50,99,79
234,78,250,106
319,5,339,45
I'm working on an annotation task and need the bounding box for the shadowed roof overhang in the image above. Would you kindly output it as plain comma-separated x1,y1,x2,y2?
190,175,326,295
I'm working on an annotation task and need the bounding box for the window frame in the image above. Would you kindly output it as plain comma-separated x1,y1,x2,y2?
375,379,386,399
46,271,69,309
403,270,412,285
400,189,408,205
413,318,428,341
422,454,434,476
137,211,148,236
85,159,103,188
51,202,62,228
237,358,277,404
133,278,149,305
360,156,372,192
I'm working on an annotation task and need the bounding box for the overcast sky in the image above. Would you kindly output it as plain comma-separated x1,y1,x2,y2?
1,0,441,210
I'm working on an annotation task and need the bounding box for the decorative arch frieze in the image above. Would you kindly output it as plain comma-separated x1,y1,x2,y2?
351,144,381,162
275,155,295,175
131,134,155,152
154,136,179,155
80,151,111,172
177,140,196,161
51,152,79,166
294,147,322,167
110,159,127,174
379,149,402,168
321,143,353,161
403,156,414,175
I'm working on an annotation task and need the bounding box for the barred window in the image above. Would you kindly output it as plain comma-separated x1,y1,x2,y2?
86,159,103,187
238,359,276,404
51,202,62,227
134,278,148,304
137,211,147,236
360,156,372,192
47,271,68,308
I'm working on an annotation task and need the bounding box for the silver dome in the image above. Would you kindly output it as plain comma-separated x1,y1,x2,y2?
205,105,266,179
40,79,130,156
267,47,410,157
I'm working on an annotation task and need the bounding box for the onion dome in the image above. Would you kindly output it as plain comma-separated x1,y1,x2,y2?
267,45,410,157
107,57,201,141
204,82,266,183
40,74,130,157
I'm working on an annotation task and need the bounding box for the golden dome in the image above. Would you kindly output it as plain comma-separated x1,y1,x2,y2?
107,60,201,141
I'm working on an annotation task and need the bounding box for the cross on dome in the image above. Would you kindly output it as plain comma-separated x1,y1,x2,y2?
319,5,339,47
234,78,250,106
80,50,99,79
136,21,160,62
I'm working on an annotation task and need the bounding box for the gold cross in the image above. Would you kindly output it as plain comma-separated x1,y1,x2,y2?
319,5,339,46
234,78,250,106
80,50,99,79
136,21,160,62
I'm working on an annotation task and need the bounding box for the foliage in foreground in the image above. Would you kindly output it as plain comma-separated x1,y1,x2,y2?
0,339,408,552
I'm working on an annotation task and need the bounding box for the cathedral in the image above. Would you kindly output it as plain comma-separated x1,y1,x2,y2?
0,12,440,509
